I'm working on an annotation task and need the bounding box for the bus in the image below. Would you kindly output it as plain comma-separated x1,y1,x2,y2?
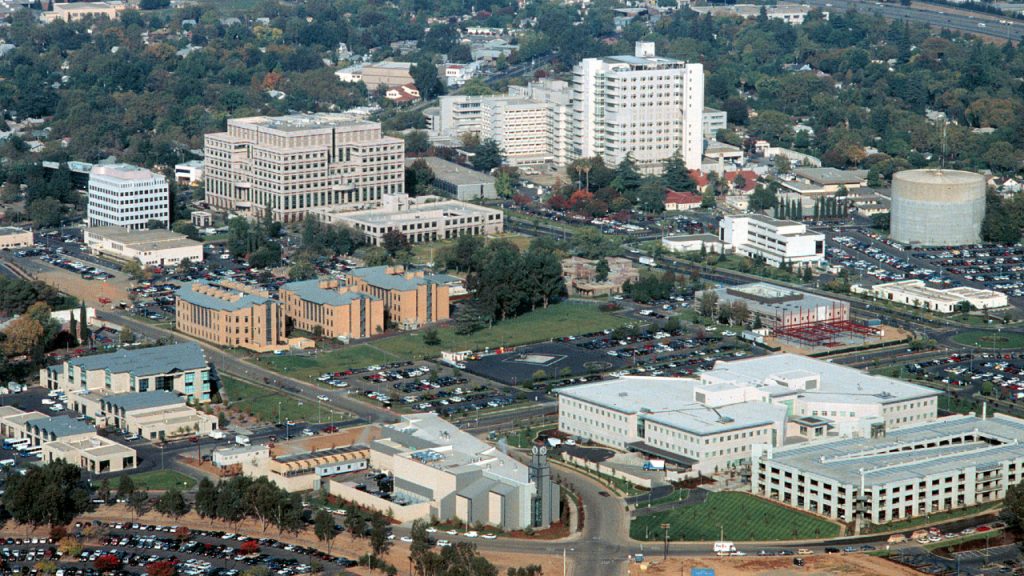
18,446,41,457
3,438,29,450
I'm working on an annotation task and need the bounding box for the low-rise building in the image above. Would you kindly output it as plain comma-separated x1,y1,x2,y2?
328,414,558,530
0,227,33,250
174,160,204,186
176,281,287,352
280,279,384,340
752,414,1024,526
559,354,940,474
856,279,1008,314
664,190,703,212
191,211,213,228
408,157,496,201
84,390,219,441
212,444,270,469
702,282,850,329
83,227,203,268
343,266,453,330
0,407,137,473
312,193,503,245
42,1,125,22
242,445,370,492
661,234,724,254
786,167,868,195
42,343,213,404
359,62,415,90
561,256,639,297
719,214,825,268
689,3,823,24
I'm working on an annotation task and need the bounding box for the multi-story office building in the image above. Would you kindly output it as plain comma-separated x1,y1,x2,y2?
558,354,939,474
175,281,287,352
312,193,504,245
702,107,728,139
344,266,453,330
87,164,170,230
752,414,1024,526
279,279,384,340
41,343,213,403
204,113,405,223
571,42,704,172
719,214,825,268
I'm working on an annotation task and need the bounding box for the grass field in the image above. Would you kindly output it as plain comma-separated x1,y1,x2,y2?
950,330,1024,349
261,345,397,381
861,502,1001,534
630,492,840,541
372,301,630,359
408,234,533,266
221,375,347,424
634,488,691,510
130,470,196,491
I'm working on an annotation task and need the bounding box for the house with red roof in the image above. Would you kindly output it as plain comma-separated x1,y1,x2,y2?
665,190,703,212
724,170,758,193
385,83,421,103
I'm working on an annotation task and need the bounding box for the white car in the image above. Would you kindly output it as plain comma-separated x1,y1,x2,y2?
400,536,413,543
481,534,497,540
41,399,54,405
316,394,329,402
463,531,478,538
436,540,451,548
446,530,458,536
425,527,438,534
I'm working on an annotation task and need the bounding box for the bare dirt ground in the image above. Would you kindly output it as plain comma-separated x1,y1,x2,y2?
637,554,920,576
269,426,382,457
35,268,129,308
767,325,911,356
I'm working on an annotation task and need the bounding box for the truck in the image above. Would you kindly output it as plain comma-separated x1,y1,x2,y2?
208,430,226,440
642,459,666,471
546,437,562,448
713,541,736,556
235,434,251,446
638,256,656,267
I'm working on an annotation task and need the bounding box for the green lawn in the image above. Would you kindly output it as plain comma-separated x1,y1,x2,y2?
950,330,1024,349
260,345,398,381
129,470,196,491
630,492,840,541
503,425,556,449
634,488,691,510
373,301,631,359
221,375,348,424
708,254,804,284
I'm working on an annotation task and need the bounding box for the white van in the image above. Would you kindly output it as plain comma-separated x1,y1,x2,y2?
0,459,15,467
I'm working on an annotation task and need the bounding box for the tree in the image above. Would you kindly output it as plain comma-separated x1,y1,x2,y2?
1,313,43,357
3,461,93,528
422,328,441,346
128,490,150,521
146,560,178,576
368,513,393,570
314,508,340,555
288,258,316,281
96,478,112,503
700,187,716,209
116,475,137,502
403,130,430,154
698,289,718,319
239,540,261,555
748,185,777,211
155,487,190,520
94,554,121,572
28,197,62,228
172,220,201,240
123,260,149,282
663,151,695,192
146,219,166,230
773,154,792,174
611,155,641,194
382,229,411,259
406,158,435,195
473,139,503,172
194,477,218,519
595,258,610,282
1003,481,1024,530
410,57,445,100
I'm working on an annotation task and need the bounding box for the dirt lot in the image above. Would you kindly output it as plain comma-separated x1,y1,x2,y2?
270,426,382,457
636,554,920,576
767,325,912,356
35,267,129,308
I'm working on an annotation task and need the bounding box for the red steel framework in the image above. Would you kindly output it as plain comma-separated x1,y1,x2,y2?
770,302,878,347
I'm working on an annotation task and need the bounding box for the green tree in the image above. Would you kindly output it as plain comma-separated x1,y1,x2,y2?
662,150,695,192
595,258,610,282
171,221,201,240
3,461,92,528
194,477,218,519
29,197,62,228
368,513,393,571
472,139,503,172
313,508,340,555
403,130,431,154
288,258,316,281
700,187,716,209
611,155,641,194
154,487,190,520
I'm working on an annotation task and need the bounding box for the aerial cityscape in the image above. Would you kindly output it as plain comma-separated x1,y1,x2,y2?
1,0,1024,575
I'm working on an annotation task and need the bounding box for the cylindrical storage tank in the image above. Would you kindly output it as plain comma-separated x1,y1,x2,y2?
890,169,986,246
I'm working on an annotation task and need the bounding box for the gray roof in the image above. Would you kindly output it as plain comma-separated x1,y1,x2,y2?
280,279,378,307
348,266,458,292
406,157,495,186
68,343,206,378
26,415,94,438
793,167,869,185
103,391,185,412
766,414,1024,487
0,226,27,236
176,281,275,312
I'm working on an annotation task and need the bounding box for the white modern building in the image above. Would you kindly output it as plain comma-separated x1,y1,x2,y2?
83,227,203,268
571,42,704,172
702,107,728,139
856,279,1008,314
719,214,825,268
87,164,170,230
174,160,204,186
689,3,824,24
311,193,503,245
752,414,1024,526
203,113,405,223
558,354,939,474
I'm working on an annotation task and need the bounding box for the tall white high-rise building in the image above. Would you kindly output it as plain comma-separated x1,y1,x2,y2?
204,113,405,223
87,164,170,230
571,42,704,172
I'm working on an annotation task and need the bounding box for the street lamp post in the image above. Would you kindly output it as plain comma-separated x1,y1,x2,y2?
661,523,670,561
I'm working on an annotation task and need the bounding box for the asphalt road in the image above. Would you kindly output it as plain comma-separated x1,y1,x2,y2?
805,0,1024,41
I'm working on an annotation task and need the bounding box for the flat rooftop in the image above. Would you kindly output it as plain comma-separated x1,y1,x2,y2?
229,113,377,133
347,266,458,292
102,390,185,412
89,163,163,182
406,157,495,186
68,343,206,378
85,227,200,251
334,199,500,225
793,167,868,185
766,414,1024,487
26,415,95,438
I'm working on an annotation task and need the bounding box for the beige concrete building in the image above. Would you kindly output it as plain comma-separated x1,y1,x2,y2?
561,256,639,297
83,227,203,268
204,113,404,223
175,281,287,352
42,1,125,22
0,227,33,250
359,62,415,90
280,279,384,340
78,390,219,441
311,193,503,245
344,266,453,330
42,343,213,404
241,446,369,492
855,279,1009,314
0,407,137,474
42,435,136,474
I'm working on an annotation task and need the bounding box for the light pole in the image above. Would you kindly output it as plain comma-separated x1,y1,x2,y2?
662,523,670,560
